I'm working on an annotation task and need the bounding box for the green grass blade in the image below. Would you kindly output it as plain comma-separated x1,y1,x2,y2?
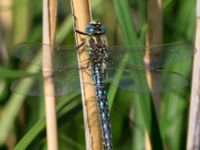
112,0,163,149
0,53,41,146
0,69,32,79
14,93,81,150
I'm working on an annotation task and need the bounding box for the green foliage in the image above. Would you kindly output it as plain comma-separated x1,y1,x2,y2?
0,0,196,149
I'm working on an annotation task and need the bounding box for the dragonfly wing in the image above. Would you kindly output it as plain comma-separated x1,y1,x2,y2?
13,42,79,70
106,68,188,93
107,43,196,70
150,43,196,68
10,69,81,96
107,45,144,70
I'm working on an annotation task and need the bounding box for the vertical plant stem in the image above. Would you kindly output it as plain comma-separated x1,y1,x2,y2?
0,0,12,63
13,0,29,45
70,0,103,149
145,0,163,119
187,0,200,149
145,0,163,149
0,0,13,30
43,0,58,150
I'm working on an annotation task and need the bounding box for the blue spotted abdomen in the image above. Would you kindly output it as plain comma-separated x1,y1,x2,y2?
92,66,112,150
87,35,113,150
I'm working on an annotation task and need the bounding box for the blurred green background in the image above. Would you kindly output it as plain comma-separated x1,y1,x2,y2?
0,0,196,149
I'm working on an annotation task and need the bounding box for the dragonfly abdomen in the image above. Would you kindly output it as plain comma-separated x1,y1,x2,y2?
92,66,112,150
86,32,112,149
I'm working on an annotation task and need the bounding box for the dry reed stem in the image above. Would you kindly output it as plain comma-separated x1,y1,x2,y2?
0,0,12,63
145,0,163,119
187,0,200,149
0,0,13,30
144,0,163,149
42,0,58,150
70,0,103,149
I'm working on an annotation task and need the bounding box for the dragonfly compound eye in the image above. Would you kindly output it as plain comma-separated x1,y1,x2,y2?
86,20,106,35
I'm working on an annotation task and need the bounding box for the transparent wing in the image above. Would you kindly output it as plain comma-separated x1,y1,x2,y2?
10,69,81,96
11,42,192,95
11,68,188,96
106,68,188,92
13,42,196,71
12,42,78,70
107,42,196,70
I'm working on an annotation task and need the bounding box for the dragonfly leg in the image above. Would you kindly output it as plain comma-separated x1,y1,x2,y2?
76,41,85,49
76,41,88,55
72,13,89,36
72,13,89,54
78,62,93,78
75,29,88,35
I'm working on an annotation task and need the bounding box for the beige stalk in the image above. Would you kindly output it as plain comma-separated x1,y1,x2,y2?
187,0,200,149
42,0,58,150
70,0,103,150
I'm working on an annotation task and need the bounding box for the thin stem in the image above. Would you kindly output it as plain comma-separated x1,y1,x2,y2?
145,0,163,119
144,0,163,149
187,0,200,149
0,0,12,63
70,0,103,150
42,0,58,150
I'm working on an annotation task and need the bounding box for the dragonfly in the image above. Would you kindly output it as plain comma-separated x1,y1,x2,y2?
11,21,195,150
11,41,195,95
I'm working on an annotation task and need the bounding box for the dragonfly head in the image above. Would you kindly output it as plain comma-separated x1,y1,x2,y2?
86,20,106,36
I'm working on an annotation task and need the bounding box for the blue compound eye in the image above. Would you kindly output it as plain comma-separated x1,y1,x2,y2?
89,28,93,31
86,21,106,35
89,26,94,32
100,25,106,34
86,24,95,35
